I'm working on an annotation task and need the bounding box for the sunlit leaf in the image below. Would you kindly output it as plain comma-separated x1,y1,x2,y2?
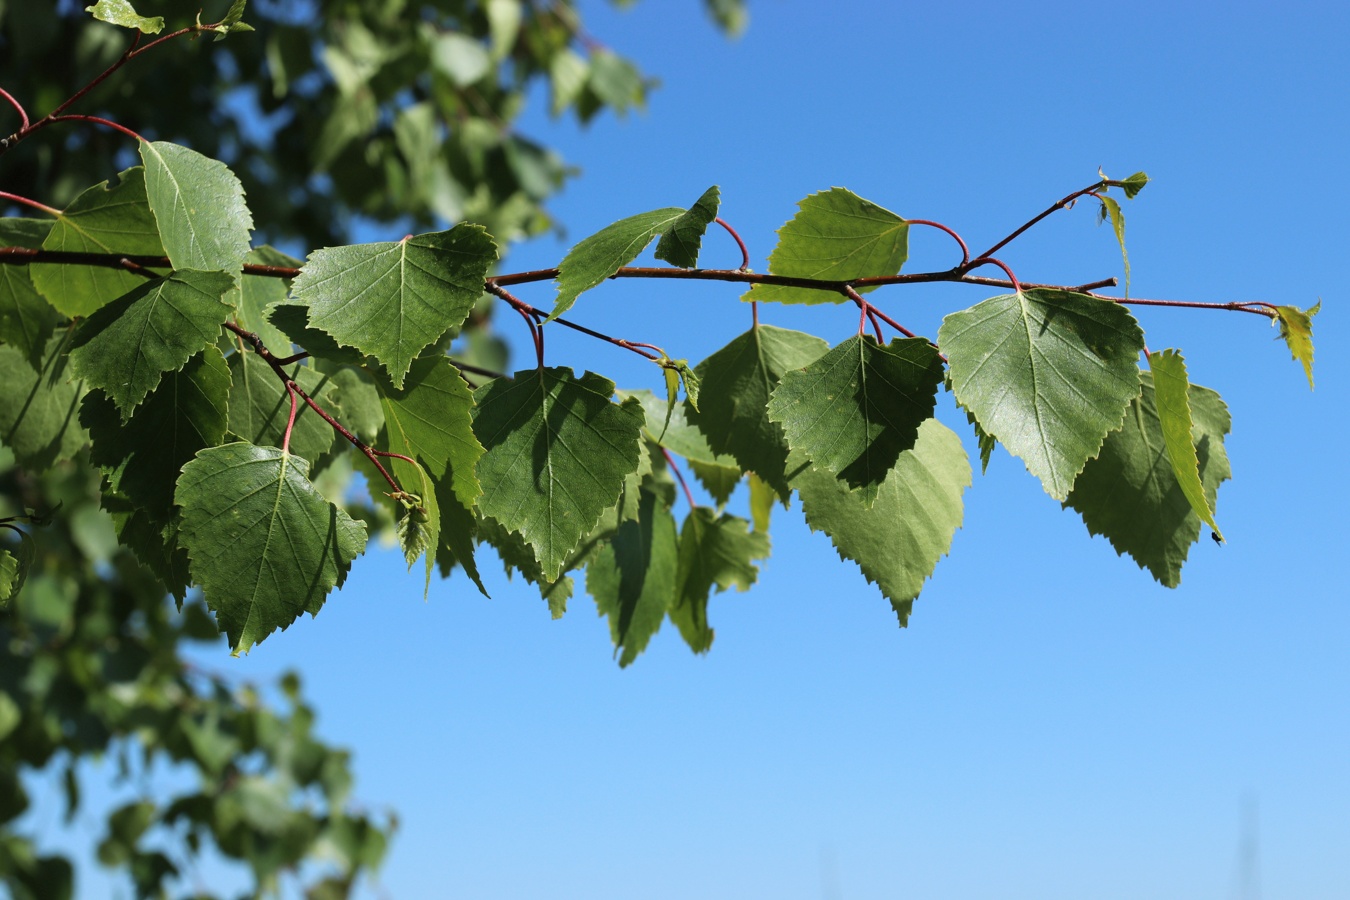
139,142,253,277
1273,301,1319,389
1148,350,1222,541
84,0,163,33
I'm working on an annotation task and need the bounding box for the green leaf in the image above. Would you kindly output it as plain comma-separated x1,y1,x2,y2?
1107,171,1150,199
940,289,1145,501
0,219,59,371
791,418,971,625
624,389,733,467
1098,194,1132,298
1066,370,1231,587
291,225,497,388
175,443,368,653
377,356,486,593
66,270,235,419
472,368,645,581
704,0,748,35
550,187,718,320
689,458,741,507
0,530,34,606
963,405,997,475
392,459,440,599
30,167,166,317
653,185,720,268
1148,350,1223,541
229,246,300,354
744,188,908,305
211,0,254,39
586,487,678,667
669,508,769,654
226,353,342,466
0,332,89,471
748,472,775,533
82,346,231,520
767,335,944,507
1273,300,1319,389
477,515,575,611
684,325,830,500
139,142,253,277
84,0,163,32
266,302,367,367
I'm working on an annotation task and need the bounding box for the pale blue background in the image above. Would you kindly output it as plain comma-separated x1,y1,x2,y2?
39,1,1350,897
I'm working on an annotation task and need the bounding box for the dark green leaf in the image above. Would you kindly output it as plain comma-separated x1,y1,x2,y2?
176,443,368,653
82,345,231,520
473,368,645,580
940,289,1145,501
586,487,678,667
30,167,166,317
685,325,830,499
791,419,970,625
670,508,769,653
0,219,59,371
1065,370,1231,587
229,246,300,354
653,185,720,268
226,353,342,466
768,335,944,507
67,270,235,419
689,458,741,507
266,302,368,367
139,141,253,277
0,332,89,471
291,225,497,388
744,188,908,304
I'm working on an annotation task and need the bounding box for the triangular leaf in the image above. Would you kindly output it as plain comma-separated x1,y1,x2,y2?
82,345,231,520
66,270,235,419
1148,350,1222,541
30,167,166,317
1065,370,1231,587
768,335,944,507
744,188,908,305
689,459,741,507
940,289,1145,501
791,418,970,625
175,443,368,654
84,0,163,33
1273,301,1319,389
586,487,678,667
0,219,59,371
291,224,497,388
669,508,769,654
226,353,343,465
684,325,830,500
550,187,718,320
139,142,253,277
0,333,89,471
653,185,720,268
473,368,645,580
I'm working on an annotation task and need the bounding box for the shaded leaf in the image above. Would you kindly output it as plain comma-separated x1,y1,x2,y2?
1148,350,1222,541
82,345,231,520
1273,300,1319,389
1065,370,1231,587
685,325,830,499
226,353,342,466
139,142,253,277
653,185,720,268
745,188,907,304
176,443,368,653
586,487,678,667
670,508,769,653
0,218,59,371
940,289,1145,500
67,270,235,419
473,368,644,580
0,332,89,471
229,246,300,354
30,167,166,318
689,459,741,507
624,388,733,467
768,335,944,507
291,225,497,388
391,458,439,598
791,419,970,625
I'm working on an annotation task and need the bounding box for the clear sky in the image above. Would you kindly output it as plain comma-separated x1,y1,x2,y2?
48,1,1350,897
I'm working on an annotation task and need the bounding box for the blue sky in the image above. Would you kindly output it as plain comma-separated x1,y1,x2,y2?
44,1,1350,897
